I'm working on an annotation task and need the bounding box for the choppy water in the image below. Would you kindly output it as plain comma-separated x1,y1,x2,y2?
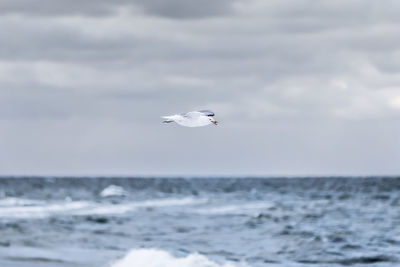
0,177,399,267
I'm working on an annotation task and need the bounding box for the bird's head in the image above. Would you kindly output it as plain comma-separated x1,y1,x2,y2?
209,117,218,125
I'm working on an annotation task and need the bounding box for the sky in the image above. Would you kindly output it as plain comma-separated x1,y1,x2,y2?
1,0,400,176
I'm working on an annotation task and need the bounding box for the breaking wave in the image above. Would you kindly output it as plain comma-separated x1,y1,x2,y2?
100,185,128,197
110,248,248,267
0,197,207,219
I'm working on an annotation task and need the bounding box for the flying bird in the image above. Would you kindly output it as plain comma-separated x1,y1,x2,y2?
161,110,218,127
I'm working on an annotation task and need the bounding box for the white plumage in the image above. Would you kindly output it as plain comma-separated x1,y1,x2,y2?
161,110,218,127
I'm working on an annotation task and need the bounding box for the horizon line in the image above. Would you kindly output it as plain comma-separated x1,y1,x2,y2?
0,174,399,179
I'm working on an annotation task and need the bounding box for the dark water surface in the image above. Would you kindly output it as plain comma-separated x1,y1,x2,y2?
0,177,399,266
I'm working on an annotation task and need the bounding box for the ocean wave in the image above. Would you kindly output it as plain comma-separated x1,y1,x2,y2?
135,197,207,208
109,249,249,267
72,197,207,216
195,201,274,215
0,201,91,218
0,197,207,219
0,197,44,206
100,185,128,197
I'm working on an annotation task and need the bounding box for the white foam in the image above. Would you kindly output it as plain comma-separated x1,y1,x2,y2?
110,249,249,267
0,197,207,219
196,201,274,215
136,197,207,208
73,197,207,216
0,197,44,206
100,185,128,197
0,201,91,218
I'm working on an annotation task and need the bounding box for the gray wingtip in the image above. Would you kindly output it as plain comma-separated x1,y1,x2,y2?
198,110,215,116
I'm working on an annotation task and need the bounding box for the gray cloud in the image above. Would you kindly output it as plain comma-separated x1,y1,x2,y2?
0,0,122,16
1,0,400,176
134,0,235,19
0,0,236,18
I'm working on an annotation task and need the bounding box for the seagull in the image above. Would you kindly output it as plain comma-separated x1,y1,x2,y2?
161,110,218,127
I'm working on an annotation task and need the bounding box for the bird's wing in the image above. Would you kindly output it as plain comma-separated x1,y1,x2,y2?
179,113,190,118
185,111,204,118
198,110,215,117
161,115,179,123
161,115,173,120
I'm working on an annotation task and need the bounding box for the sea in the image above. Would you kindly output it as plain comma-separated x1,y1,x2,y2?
0,177,399,267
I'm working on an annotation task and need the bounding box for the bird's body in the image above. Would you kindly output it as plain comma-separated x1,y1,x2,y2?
162,110,218,127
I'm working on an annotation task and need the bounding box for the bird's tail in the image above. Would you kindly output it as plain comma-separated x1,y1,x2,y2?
161,116,174,123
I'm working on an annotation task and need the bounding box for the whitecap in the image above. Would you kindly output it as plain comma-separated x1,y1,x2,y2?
0,201,91,218
0,197,207,218
196,201,275,215
0,197,44,206
135,197,207,208
109,248,249,267
100,185,128,197
73,197,208,216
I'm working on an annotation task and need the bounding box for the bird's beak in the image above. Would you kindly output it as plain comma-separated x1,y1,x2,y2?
212,121,218,125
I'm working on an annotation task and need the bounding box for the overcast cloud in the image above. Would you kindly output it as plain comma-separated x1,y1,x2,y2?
1,0,400,176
